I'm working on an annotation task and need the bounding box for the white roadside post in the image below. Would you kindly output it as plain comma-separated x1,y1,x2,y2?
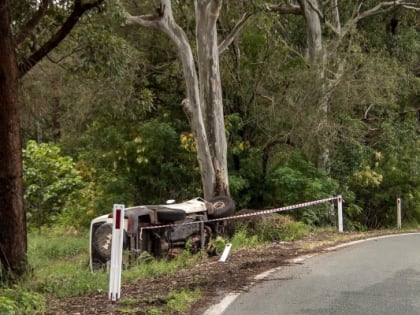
219,243,232,263
337,195,343,233
397,198,402,230
109,204,125,303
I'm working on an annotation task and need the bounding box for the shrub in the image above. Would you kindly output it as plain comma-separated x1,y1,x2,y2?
0,286,46,315
233,214,310,243
265,153,339,226
23,140,86,229
230,227,260,249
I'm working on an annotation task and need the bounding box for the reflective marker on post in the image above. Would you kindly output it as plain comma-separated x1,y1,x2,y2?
109,204,125,302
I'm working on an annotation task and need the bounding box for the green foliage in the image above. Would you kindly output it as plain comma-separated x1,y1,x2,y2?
256,215,309,242
118,288,202,315
226,114,266,208
230,228,260,249
27,230,108,298
229,148,265,209
123,249,203,284
265,153,339,225
58,179,99,228
166,289,201,313
23,141,86,228
0,286,45,315
73,13,136,81
16,0,420,233
347,136,420,228
79,119,201,209
209,236,228,254
233,214,310,244
28,230,87,264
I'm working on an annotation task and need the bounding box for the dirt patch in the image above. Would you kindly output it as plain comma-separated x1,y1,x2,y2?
46,229,410,315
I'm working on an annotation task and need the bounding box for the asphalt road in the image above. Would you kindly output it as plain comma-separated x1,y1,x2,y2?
216,233,420,315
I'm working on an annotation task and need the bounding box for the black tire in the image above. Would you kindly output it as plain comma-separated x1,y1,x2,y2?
91,257,107,271
93,223,113,260
93,223,128,260
208,196,235,218
156,208,186,222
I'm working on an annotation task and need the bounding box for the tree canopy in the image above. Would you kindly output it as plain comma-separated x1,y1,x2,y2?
1,0,419,280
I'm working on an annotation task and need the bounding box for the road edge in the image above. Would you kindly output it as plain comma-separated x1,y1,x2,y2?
203,232,420,315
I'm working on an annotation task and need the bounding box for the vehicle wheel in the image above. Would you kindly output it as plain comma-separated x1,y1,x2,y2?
92,223,128,260
91,258,107,271
156,208,186,222
93,223,113,260
208,196,235,218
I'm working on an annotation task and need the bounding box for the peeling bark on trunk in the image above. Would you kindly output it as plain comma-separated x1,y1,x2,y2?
196,1,229,196
298,0,330,171
0,1,28,279
298,0,322,66
160,7,217,199
127,0,235,198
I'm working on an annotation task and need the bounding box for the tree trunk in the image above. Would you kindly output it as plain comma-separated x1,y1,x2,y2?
271,1,420,171
196,0,229,196
0,1,28,279
126,0,232,199
298,0,322,66
298,0,330,171
173,31,217,200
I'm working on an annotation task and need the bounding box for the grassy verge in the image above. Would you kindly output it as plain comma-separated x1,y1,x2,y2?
0,228,207,314
118,288,202,315
1,218,418,314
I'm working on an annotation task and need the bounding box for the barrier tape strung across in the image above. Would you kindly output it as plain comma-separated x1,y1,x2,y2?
139,196,340,239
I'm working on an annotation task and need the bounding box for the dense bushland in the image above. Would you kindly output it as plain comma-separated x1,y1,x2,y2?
16,2,420,235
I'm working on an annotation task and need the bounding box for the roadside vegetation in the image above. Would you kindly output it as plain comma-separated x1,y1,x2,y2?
1,1,419,313
0,216,331,314
1,218,417,314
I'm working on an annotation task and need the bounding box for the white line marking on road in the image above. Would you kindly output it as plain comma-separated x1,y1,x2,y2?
203,232,420,315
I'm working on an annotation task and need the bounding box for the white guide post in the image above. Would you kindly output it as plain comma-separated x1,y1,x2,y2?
109,204,125,302
397,198,401,230
337,195,343,233
219,243,232,262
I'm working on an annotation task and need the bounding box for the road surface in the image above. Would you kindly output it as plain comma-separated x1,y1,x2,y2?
212,233,420,315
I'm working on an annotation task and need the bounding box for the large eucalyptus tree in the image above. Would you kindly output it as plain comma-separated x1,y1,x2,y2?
266,0,419,171
125,0,250,199
0,0,104,281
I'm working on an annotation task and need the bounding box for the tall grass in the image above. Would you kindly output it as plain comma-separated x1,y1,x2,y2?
0,227,208,315
123,249,203,284
1,215,313,314
27,230,108,298
230,214,310,249
0,229,100,314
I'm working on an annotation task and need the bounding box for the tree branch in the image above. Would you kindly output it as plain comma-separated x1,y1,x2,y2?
306,0,324,21
218,12,252,55
264,2,302,15
15,0,51,47
354,1,419,22
279,36,305,60
18,0,105,78
340,1,419,40
125,13,162,28
401,4,420,11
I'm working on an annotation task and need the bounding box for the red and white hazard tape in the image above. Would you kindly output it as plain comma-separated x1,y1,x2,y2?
139,196,341,239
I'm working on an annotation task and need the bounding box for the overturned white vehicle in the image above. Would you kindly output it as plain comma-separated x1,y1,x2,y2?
89,196,235,271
